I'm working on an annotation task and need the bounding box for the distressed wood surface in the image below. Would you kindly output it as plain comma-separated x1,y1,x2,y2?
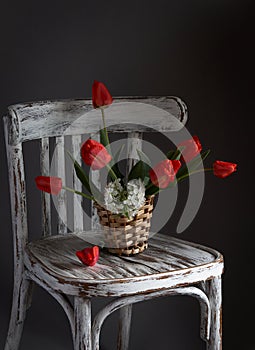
7,97,187,145
117,305,133,350
92,286,210,350
25,233,223,297
74,297,92,350
40,137,52,236
4,117,32,350
204,276,222,350
4,276,33,350
55,136,68,234
126,132,143,172
71,135,84,232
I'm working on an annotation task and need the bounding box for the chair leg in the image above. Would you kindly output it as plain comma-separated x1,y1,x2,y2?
205,276,222,350
73,297,92,350
117,305,133,350
5,276,33,350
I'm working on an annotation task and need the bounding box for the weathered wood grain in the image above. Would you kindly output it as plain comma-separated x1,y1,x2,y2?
4,276,33,350
3,116,32,350
71,134,84,232
117,305,133,350
126,132,143,173
74,297,92,350
24,233,223,297
204,276,222,350
40,137,52,236
7,97,187,145
92,286,210,350
55,136,68,234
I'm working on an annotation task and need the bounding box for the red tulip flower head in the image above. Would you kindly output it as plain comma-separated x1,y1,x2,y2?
76,246,99,266
213,160,237,179
35,176,62,195
81,139,112,170
178,135,202,163
92,80,113,108
149,159,181,189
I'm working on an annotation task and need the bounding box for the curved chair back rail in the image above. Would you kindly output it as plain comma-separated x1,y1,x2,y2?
6,96,187,145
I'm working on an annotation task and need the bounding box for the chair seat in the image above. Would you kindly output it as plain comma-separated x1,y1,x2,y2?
25,233,223,297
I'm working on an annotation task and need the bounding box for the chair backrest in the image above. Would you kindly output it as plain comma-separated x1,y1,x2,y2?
3,96,187,262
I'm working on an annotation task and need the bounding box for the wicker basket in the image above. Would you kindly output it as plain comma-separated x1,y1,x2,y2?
94,196,154,256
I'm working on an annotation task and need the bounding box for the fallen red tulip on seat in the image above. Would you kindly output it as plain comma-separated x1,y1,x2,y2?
76,246,100,266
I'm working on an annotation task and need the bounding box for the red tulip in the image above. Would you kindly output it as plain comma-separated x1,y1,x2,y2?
35,176,62,195
76,246,99,266
149,159,181,188
92,80,113,108
178,135,202,163
81,139,112,170
213,160,237,179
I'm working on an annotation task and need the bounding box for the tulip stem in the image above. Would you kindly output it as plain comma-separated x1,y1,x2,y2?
145,181,154,190
105,163,118,180
177,168,213,182
63,186,94,200
148,168,214,195
101,108,111,148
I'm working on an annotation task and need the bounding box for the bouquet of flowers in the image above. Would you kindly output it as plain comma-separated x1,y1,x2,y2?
35,81,237,263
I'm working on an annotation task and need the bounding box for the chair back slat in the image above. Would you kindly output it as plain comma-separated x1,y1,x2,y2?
40,137,52,236
55,136,68,234
70,135,84,232
127,132,143,173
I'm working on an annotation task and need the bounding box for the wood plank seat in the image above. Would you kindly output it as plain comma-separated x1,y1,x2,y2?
25,233,223,297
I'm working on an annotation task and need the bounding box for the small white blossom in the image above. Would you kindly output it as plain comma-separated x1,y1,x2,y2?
104,178,146,217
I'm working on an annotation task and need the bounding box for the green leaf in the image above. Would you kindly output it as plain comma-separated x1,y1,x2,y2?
73,161,91,193
128,160,151,182
109,144,125,180
67,151,103,203
166,148,183,160
177,150,211,179
143,176,150,186
127,149,151,184
67,151,91,193
145,183,159,196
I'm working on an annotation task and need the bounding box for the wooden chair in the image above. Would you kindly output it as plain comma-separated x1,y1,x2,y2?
3,97,223,350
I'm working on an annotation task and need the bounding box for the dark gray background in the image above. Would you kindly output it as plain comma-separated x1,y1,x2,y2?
0,1,253,349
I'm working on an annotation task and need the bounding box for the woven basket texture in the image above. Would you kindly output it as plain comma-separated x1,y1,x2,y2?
94,196,154,256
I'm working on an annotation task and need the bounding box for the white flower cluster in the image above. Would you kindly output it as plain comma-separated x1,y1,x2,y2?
104,178,146,217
